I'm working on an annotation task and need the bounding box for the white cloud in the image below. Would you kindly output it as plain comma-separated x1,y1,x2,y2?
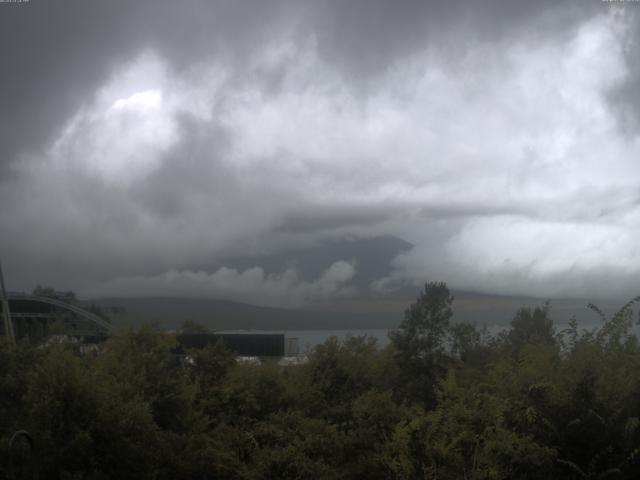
3,10,640,301
377,214,640,300
82,260,356,307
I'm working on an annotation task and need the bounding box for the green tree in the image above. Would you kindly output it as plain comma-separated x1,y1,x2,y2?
389,281,454,407
96,325,200,434
177,319,212,334
449,321,488,365
24,346,160,479
506,304,555,355
32,285,56,297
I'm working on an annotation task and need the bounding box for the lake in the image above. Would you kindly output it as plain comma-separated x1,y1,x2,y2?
220,320,640,352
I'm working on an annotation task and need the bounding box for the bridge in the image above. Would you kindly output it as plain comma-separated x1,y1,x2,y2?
7,293,114,333
0,263,113,342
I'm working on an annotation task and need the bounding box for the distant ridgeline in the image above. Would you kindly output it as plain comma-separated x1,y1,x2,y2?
92,293,623,331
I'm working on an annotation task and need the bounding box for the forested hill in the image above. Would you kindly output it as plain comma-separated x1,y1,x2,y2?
93,297,395,331
92,291,623,331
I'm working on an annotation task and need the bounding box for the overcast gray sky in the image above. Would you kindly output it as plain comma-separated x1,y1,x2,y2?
1,0,640,305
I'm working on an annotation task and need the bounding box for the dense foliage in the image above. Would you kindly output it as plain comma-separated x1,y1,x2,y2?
2,283,640,479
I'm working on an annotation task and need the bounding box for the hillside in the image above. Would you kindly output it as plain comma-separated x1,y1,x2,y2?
93,291,624,331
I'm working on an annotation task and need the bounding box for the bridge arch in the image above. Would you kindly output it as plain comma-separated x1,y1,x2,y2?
6,293,114,335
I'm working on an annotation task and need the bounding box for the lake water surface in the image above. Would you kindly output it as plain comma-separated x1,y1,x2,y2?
220,321,640,352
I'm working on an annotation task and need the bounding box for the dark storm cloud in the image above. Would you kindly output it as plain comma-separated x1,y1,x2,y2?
131,113,233,219
0,0,137,174
0,0,601,176
0,0,296,174
1,0,639,304
275,204,401,234
307,0,599,81
608,10,640,132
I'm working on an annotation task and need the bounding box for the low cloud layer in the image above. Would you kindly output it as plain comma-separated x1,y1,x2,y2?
2,2,640,302
82,261,356,308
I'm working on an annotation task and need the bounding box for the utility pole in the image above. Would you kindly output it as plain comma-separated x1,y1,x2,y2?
0,260,15,342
